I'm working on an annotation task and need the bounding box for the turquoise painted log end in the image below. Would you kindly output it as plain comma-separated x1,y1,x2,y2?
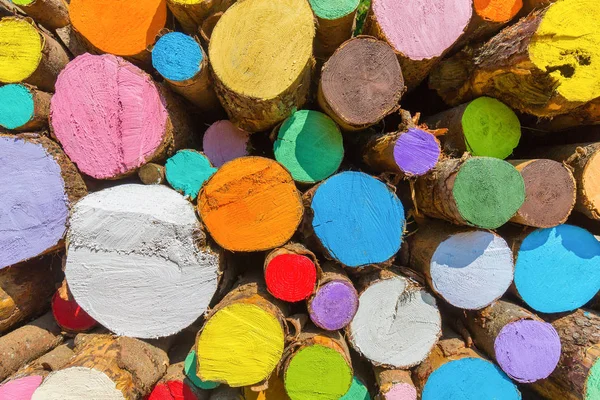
184,351,220,390
340,377,370,400
0,84,34,130
309,0,360,19
165,150,217,200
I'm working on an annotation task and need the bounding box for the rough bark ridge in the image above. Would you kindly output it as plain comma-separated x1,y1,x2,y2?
8,341,75,381
138,163,166,185
14,0,70,31
314,11,356,60
374,367,416,399
167,0,234,35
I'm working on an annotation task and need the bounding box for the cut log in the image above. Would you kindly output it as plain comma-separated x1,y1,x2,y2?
202,120,250,167
506,224,600,314
11,0,69,30
530,143,600,219
283,328,353,400
429,0,600,118
69,0,166,62
0,312,63,381
363,0,472,90
148,361,210,400
264,243,319,303
318,36,404,131
31,367,125,400
152,32,221,112
413,332,521,400
54,24,89,57
138,163,166,185
346,110,440,176
199,11,222,47
408,218,514,310
9,341,75,381
0,375,43,399
459,0,522,46
347,270,442,368
273,110,344,183
0,16,69,91
509,159,576,227
197,157,303,252
531,309,600,400
184,350,220,390
304,171,405,268
424,97,521,159
1,255,61,334
521,0,557,13
196,278,288,387
165,150,217,200
0,84,50,132
414,156,525,229
244,374,290,400
374,367,417,400
461,299,561,383
167,0,234,35
341,376,370,400
51,283,97,333
65,184,221,338
208,0,315,132
51,53,195,180
309,0,358,60
0,133,87,269
307,262,358,331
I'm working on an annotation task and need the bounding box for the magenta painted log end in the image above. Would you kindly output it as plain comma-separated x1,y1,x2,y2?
309,280,358,331
203,120,250,167
0,376,43,399
393,128,440,176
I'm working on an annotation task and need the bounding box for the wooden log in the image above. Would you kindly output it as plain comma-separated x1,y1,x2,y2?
152,32,222,113
54,24,89,57
264,243,319,303
65,184,221,338
363,0,472,90
408,218,514,310
51,282,97,333
308,0,358,60
0,84,50,132
530,143,600,219
0,16,69,91
346,110,441,176
11,0,69,30
414,156,525,229
458,0,523,47
69,0,166,63
184,349,220,390
208,0,315,132
304,171,405,268
282,328,354,400
531,309,600,400
209,386,243,400
374,367,417,400
429,0,600,118
199,11,221,46
31,366,126,399
347,270,442,368
138,163,166,185
0,255,61,334
461,300,561,383
341,376,370,400
197,157,303,252
0,133,87,269
202,120,250,167
318,36,404,131
243,373,290,400
521,0,557,14
165,150,217,200
195,277,288,387
505,224,600,313
307,262,358,331
273,110,344,183
508,159,576,227
0,375,43,398
50,53,195,180
0,312,63,381
424,97,521,159
8,340,75,381
413,332,521,399
167,0,234,35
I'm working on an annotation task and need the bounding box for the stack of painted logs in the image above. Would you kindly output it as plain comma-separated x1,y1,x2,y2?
0,0,599,399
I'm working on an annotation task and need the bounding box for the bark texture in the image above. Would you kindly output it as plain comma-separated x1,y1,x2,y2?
138,163,165,185
16,0,70,30
8,340,75,381
167,0,234,35
313,11,356,60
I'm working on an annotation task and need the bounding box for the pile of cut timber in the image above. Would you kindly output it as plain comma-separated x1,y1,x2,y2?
1,0,600,398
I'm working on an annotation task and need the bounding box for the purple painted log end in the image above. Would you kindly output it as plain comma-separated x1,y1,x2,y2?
203,120,250,167
309,280,358,331
393,128,440,176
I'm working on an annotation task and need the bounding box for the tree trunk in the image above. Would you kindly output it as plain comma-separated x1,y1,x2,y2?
202,120,250,168
167,0,234,35
508,159,576,227
51,281,97,333
164,149,217,200
318,36,404,131
521,0,557,14
8,340,75,381
408,218,514,310
531,309,600,400
148,362,210,400
0,84,51,132
199,12,222,47
264,243,319,303
138,163,165,185
14,0,70,30
374,367,417,400
0,312,63,381
243,373,290,400
54,24,90,57
529,143,600,219
208,0,315,132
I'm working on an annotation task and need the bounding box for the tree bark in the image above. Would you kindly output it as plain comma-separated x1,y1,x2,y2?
167,0,234,35
313,10,356,61
8,340,75,381
199,12,222,47
14,0,70,30
138,163,166,185
374,367,417,400
0,85,51,132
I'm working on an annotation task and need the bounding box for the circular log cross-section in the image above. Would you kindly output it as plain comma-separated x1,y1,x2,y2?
264,244,318,303
375,368,417,400
274,110,344,184
51,54,193,180
0,134,86,269
65,184,220,338
0,376,43,399
0,84,50,132
308,0,359,59
319,37,404,131
474,0,522,23
184,350,220,390
364,0,472,90
425,97,521,159
209,0,315,132
138,163,166,185
165,150,216,200
51,290,97,333
509,159,576,227
203,120,250,167
308,171,405,268
511,224,600,313
31,367,125,400
198,157,303,252
69,0,166,58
